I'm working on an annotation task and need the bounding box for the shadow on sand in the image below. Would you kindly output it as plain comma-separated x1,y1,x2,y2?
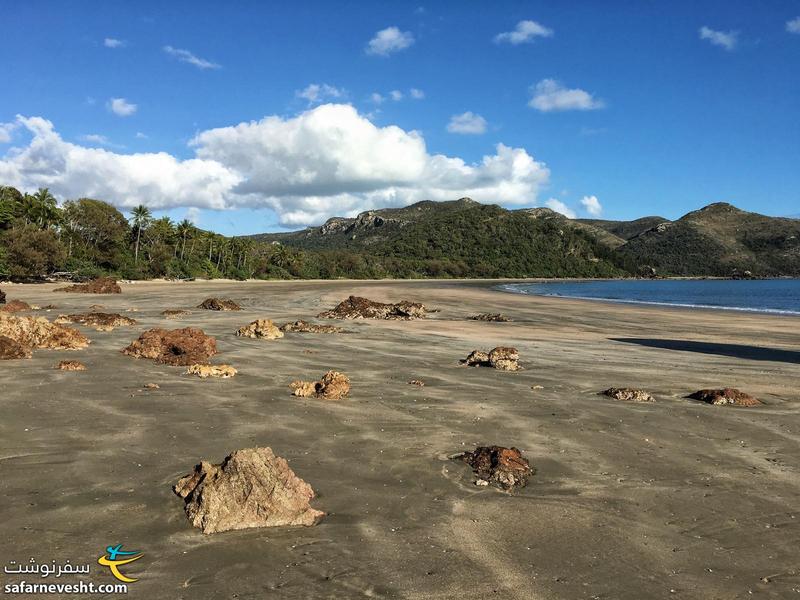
609,338,800,365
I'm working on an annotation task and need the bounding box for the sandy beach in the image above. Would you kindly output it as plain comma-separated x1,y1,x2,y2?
1,279,799,599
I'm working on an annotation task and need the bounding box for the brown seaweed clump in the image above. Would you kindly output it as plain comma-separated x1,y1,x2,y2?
290,370,350,400
197,298,241,311
280,320,344,334
54,277,121,294
55,312,137,332
688,388,761,407
0,313,89,350
174,447,324,534
57,360,86,371
455,445,533,490
602,387,655,402
122,327,217,366
461,347,520,371
318,296,426,320
235,319,283,340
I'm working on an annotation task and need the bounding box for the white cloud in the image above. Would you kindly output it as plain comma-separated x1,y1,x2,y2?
370,92,385,104
135,132,148,139
409,88,425,99
545,199,576,219
0,106,550,227
80,134,110,145
390,90,404,101
787,17,800,34
107,97,137,117
580,195,602,216
0,121,19,143
699,26,737,51
366,26,415,56
494,20,553,44
104,38,125,48
296,83,344,105
446,112,488,135
185,207,200,225
163,45,221,69
529,79,604,112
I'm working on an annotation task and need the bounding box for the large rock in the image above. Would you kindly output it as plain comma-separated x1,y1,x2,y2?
197,298,241,311
455,446,532,490
602,387,654,402
186,364,237,379
54,277,121,294
688,388,761,406
173,447,324,534
0,313,89,350
235,319,283,340
318,296,426,320
122,327,217,366
280,320,344,334
55,312,137,332
461,347,520,371
0,335,32,360
0,300,32,313
290,370,350,400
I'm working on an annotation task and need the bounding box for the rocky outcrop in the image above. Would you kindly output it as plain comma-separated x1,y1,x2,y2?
688,388,761,406
455,446,532,490
0,314,89,350
318,296,426,320
57,360,86,371
122,327,217,366
461,347,520,371
55,312,137,332
290,371,350,400
280,320,344,334
162,309,191,319
469,313,512,322
0,335,32,359
197,298,241,311
0,300,32,313
235,319,284,340
186,364,237,379
173,447,324,534
54,277,121,294
602,387,654,402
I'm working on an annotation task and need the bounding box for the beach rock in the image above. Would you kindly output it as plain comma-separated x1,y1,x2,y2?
602,387,655,402
455,446,532,490
122,327,217,366
144,383,160,389
0,335,32,360
57,360,86,371
290,370,350,400
318,295,426,320
0,313,90,350
54,277,121,294
0,289,5,304
197,297,241,311
461,347,520,371
469,313,512,322
162,309,191,319
408,379,425,387
236,319,284,340
688,388,761,407
186,364,238,379
0,300,32,313
55,312,137,332
173,447,324,534
280,320,344,334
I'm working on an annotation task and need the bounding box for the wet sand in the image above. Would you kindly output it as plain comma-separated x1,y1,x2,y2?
1,279,799,599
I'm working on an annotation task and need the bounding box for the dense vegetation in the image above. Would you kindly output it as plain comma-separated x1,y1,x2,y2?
1,186,797,281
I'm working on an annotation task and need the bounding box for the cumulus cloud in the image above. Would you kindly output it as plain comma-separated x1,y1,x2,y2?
1,105,550,226
163,45,221,69
80,134,111,145
545,199,576,219
135,132,148,139
699,26,737,50
580,195,602,216
787,17,800,34
104,38,125,48
370,92,385,104
529,79,604,112
366,26,415,56
0,121,19,143
409,88,425,99
107,97,137,117
446,112,488,135
390,90,404,101
494,20,553,44
296,83,344,106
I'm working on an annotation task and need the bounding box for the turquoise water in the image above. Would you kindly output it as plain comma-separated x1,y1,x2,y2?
499,279,800,315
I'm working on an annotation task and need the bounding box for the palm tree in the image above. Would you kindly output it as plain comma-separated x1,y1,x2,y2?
129,205,152,265
176,219,192,261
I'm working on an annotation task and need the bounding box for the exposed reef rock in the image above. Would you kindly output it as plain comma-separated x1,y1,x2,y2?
186,364,238,379
461,347,520,371
173,447,324,534
0,300,32,313
280,320,344,334
235,319,284,340
688,388,761,407
122,327,217,366
0,289,5,304
0,314,89,350
602,387,655,402
197,298,241,311
469,313,512,322
57,360,86,371
162,309,191,319
55,312,136,332
454,445,532,490
54,277,121,294
290,370,350,400
0,335,32,360
318,296,426,320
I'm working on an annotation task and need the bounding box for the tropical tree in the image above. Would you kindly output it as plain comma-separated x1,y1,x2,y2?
129,205,152,265
176,219,192,261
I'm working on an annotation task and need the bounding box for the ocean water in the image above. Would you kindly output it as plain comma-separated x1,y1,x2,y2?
498,279,800,315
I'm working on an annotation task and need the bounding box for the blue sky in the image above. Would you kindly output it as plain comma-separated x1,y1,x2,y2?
1,1,799,235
